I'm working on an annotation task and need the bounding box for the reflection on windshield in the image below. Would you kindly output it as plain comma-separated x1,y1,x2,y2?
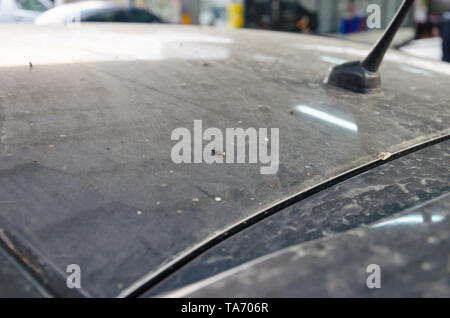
294,105,358,132
371,212,445,228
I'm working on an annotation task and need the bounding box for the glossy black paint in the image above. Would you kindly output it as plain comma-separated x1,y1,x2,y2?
164,193,450,297
147,140,450,296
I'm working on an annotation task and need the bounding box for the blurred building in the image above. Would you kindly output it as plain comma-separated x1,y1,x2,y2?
194,0,412,34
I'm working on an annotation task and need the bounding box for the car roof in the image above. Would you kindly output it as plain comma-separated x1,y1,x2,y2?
0,23,449,297
144,140,450,296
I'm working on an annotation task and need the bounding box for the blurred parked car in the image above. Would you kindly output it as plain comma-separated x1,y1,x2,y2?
399,36,443,61
0,0,53,22
35,0,163,24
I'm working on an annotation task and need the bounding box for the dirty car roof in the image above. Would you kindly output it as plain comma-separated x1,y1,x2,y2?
0,24,449,297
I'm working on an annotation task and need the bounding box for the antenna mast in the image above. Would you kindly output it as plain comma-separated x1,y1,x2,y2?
325,0,415,93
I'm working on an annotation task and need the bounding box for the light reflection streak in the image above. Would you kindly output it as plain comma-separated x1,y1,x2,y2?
371,213,445,228
320,55,347,65
295,105,358,132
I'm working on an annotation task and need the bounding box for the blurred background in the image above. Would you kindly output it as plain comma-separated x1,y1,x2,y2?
1,0,449,61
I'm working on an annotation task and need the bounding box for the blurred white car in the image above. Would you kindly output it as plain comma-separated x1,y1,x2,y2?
399,37,443,61
35,1,163,24
0,0,53,22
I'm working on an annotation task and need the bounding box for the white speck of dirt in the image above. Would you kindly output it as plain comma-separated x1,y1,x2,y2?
176,209,183,214
264,137,270,143
60,134,66,138
192,198,199,202
161,184,168,187
214,197,222,202
169,170,174,173
342,216,350,225
137,211,142,215
421,262,433,271
48,145,55,148
156,201,160,205
427,236,439,244
377,152,392,160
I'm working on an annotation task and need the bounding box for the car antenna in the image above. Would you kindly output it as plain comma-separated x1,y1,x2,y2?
324,0,415,94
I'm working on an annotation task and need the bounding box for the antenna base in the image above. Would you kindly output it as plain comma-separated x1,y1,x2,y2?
324,61,381,94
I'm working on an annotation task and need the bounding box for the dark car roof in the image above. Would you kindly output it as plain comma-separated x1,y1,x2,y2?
145,140,450,296
0,23,449,297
